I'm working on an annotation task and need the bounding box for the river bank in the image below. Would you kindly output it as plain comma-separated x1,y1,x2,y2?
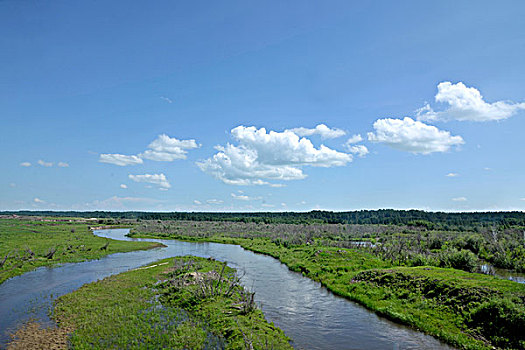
128,231,525,350
0,219,163,285
5,256,292,349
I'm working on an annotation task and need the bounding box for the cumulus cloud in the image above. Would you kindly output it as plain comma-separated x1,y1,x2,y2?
344,144,369,158
129,173,171,189
38,160,53,167
367,117,464,154
345,134,363,144
288,124,346,139
197,126,352,186
20,162,31,167
417,82,525,122
206,199,224,204
140,134,200,161
100,154,143,166
446,173,459,177
33,197,45,203
231,193,262,201
193,200,202,205
120,184,128,189
452,197,467,202
160,96,173,104
58,162,69,167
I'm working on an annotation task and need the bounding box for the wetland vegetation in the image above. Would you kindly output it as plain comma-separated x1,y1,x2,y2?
47,256,291,349
0,217,163,284
2,211,525,349
130,218,525,350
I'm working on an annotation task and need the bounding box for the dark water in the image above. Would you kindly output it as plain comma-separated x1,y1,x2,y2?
0,229,454,349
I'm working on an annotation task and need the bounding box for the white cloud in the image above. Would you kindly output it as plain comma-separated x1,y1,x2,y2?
367,117,464,154
261,203,275,208
197,126,352,186
129,173,171,189
452,197,467,202
206,199,223,205
231,193,262,201
100,154,143,166
9,183,16,188
160,96,173,104
446,173,459,177
120,184,128,189
416,81,525,122
38,160,53,167
33,197,45,203
345,134,363,144
288,124,346,139
193,200,202,205
140,134,200,161
345,144,369,158
58,162,69,167
20,162,31,167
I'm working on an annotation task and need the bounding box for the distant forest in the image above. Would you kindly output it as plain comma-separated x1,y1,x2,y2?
3,210,525,229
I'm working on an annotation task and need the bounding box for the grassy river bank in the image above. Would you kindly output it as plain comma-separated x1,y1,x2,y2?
129,228,525,350
8,256,292,349
0,218,163,285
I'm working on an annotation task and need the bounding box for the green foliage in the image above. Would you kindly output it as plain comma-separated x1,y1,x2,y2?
131,222,525,350
53,257,292,349
439,248,479,272
468,299,525,349
0,218,162,284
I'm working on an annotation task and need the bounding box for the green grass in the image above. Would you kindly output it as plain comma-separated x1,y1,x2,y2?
0,218,163,284
53,256,292,349
130,231,525,350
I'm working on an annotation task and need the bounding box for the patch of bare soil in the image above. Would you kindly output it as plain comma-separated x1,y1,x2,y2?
7,321,72,350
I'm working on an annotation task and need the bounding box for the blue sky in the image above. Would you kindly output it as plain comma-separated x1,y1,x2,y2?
2,1,525,212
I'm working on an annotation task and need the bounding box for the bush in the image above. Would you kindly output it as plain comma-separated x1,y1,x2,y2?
439,248,478,272
468,298,525,349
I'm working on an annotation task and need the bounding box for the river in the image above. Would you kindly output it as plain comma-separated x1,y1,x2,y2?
0,229,454,349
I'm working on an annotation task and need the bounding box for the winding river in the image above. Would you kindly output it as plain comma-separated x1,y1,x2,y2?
0,229,454,349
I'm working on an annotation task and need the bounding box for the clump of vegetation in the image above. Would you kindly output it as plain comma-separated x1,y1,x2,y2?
0,218,163,284
52,256,291,349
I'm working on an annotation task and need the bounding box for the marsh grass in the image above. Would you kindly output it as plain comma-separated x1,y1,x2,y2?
131,225,525,350
52,256,291,350
0,218,163,284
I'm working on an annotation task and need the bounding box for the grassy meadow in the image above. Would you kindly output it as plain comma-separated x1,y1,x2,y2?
0,218,163,284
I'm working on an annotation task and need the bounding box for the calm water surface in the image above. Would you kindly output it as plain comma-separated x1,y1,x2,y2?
0,229,455,349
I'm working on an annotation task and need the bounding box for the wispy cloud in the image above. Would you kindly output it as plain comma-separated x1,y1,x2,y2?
38,160,53,167
100,154,143,166
20,162,31,167
231,193,262,201
160,96,173,104
120,184,128,189
446,173,459,177
452,197,467,202
33,197,45,203
129,173,171,189
206,199,224,204
58,162,69,167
